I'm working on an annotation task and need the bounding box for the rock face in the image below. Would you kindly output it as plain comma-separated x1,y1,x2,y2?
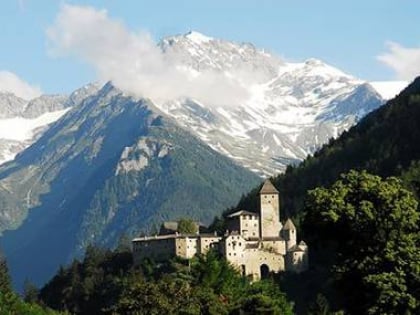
155,32,385,175
0,83,259,288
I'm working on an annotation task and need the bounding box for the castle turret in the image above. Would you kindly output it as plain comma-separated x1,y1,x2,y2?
282,218,297,251
259,179,282,238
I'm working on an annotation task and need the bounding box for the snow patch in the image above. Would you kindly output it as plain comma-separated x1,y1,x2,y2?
185,31,213,44
0,108,70,141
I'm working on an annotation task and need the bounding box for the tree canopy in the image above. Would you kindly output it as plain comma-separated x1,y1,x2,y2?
304,170,420,314
177,218,198,234
39,247,293,315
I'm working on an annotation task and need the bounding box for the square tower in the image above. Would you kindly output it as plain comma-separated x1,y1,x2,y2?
259,179,282,238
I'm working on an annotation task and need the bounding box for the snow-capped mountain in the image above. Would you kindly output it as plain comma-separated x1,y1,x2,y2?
154,31,385,175
0,32,397,175
0,84,100,164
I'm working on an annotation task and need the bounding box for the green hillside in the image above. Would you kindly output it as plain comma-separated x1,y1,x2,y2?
217,78,420,314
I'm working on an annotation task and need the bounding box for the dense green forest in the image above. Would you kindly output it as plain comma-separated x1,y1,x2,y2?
37,245,293,315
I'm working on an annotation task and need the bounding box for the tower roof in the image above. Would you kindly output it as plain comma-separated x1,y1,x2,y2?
283,218,296,230
260,179,279,194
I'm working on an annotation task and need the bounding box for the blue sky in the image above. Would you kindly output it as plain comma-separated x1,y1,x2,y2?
1,0,419,96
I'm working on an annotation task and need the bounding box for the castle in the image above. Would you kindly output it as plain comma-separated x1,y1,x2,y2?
132,179,308,280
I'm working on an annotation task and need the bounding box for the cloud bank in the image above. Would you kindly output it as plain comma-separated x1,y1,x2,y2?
46,4,251,106
377,41,420,81
0,71,42,100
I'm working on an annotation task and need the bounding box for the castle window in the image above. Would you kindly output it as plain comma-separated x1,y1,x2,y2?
272,195,274,198
234,253,236,256
254,224,257,227
239,242,242,246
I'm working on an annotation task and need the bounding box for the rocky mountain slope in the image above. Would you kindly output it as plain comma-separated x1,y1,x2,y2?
0,83,259,288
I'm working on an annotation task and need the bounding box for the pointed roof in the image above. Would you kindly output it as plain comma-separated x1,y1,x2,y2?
298,240,307,248
283,218,296,230
260,179,279,194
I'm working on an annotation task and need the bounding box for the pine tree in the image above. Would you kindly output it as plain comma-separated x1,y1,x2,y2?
0,248,11,294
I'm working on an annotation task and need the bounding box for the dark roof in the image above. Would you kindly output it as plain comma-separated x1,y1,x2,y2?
227,210,259,218
260,179,279,194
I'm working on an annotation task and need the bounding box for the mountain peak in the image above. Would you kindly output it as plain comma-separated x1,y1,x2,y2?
184,31,213,44
304,58,324,67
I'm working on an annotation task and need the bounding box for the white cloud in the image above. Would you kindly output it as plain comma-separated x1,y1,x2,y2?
377,41,420,80
46,4,252,106
0,71,42,100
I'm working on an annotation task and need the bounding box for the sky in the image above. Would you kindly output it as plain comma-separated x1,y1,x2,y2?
1,0,419,98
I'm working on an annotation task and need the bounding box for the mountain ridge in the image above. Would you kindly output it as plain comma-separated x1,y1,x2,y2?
0,82,259,289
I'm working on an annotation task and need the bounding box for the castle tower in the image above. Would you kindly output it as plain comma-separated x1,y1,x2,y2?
259,179,282,238
282,218,297,251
